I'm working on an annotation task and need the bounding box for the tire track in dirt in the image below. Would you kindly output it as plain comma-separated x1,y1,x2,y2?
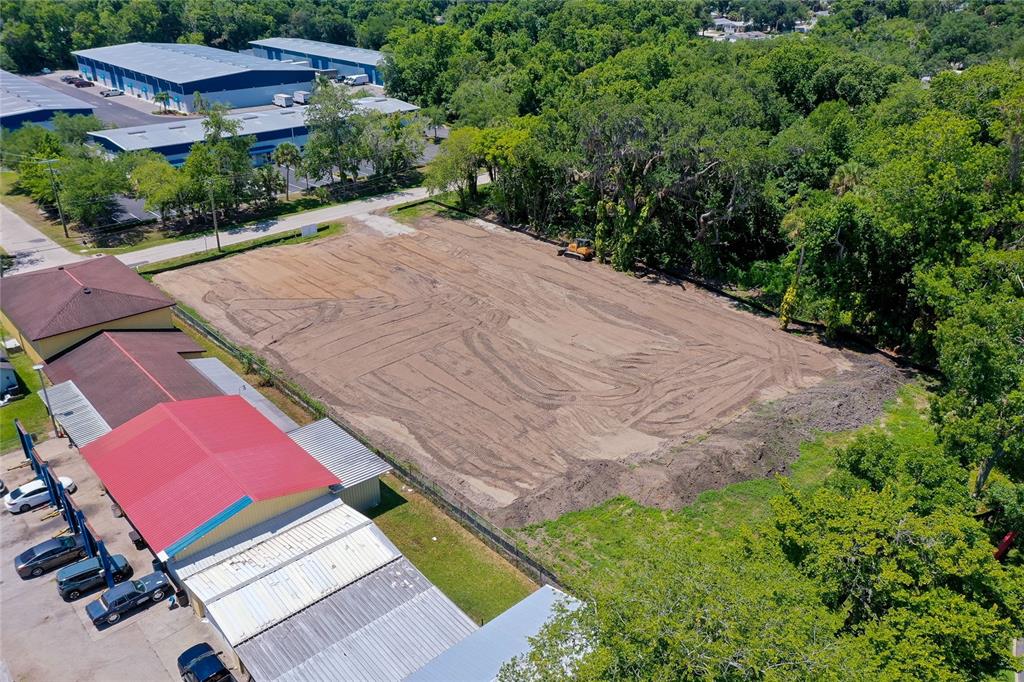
156,214,901,525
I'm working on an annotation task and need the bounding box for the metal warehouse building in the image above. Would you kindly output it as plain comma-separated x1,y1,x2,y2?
71,43,316,113
249,37,385,85
87,96,419,165
0,69,95,129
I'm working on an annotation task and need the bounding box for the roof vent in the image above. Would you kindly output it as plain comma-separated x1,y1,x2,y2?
83,287,92,294
57,266,64,270
168,124,186,130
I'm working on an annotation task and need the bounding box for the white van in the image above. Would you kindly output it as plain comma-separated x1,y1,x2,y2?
343,74,370,86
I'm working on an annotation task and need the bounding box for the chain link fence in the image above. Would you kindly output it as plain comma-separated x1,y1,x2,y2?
173,305,564,589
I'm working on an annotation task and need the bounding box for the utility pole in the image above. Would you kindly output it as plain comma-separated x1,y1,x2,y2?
43,160,69,239
208,182,222,252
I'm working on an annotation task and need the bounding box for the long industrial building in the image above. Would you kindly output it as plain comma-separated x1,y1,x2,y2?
71,43,316,112
87,96,419,165
249,37,385,85
0,69,95,129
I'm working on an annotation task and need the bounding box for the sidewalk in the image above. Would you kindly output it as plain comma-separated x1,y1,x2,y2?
0,204,86,272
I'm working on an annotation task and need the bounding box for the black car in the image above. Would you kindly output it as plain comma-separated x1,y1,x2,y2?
73,80,94,88
60,75,78,83
177,643,233,682
56,554,132,601
86,572,171,626
15,535,87,578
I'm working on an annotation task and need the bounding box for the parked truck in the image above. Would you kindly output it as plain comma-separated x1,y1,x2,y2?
342,73,370,86
293,90,311,105
273,93,293,107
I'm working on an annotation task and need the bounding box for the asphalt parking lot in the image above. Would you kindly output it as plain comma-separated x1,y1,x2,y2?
0,436,235,681
30,72,186,128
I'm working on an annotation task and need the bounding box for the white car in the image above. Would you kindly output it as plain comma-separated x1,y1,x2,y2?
4,477,76,513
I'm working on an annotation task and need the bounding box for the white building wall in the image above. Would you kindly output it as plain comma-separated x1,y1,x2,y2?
339,479,381,513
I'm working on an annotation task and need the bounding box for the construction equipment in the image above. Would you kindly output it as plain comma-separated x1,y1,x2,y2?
558,238,595,261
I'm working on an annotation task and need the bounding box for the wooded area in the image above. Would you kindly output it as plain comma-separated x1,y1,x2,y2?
2,0,1022,678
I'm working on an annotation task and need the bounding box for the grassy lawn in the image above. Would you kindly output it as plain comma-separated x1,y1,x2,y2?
512,384,929,586
370,474,537,624
0,350,52,455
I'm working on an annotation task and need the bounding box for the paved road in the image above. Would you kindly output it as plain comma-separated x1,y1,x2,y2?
1,175,489,274
0,204,85,271
116,183,443,268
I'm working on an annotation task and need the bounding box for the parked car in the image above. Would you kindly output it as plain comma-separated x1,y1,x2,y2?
177,643,233,682
57,554,133,601
101,89,123,97
86,572,171,626
4,476,76,513
15,535,87,578
73,80,94,88
60,75,78,83
0,479,6,496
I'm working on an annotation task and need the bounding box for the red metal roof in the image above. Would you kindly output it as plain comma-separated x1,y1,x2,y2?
81,396,339,555
0,256,172,342
45,331,221,427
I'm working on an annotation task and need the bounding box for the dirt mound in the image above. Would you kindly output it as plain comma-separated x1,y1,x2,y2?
156,213,899,528
492,352,907,527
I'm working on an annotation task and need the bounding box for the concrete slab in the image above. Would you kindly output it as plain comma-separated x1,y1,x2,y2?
0,435,237,681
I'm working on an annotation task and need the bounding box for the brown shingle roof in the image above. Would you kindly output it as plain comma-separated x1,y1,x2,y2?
0,256,172,341
44,330,221,427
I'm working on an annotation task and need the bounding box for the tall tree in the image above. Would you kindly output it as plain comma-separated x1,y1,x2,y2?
271,142,302,200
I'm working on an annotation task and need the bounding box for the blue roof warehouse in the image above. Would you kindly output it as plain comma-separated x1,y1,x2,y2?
0,69,95,130
71,43,316,113
87,96,419,165
249,38,385,85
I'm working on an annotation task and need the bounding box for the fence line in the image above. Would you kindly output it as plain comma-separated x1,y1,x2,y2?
172,305,564,590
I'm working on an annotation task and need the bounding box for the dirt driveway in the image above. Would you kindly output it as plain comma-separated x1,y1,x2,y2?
156,213,901,526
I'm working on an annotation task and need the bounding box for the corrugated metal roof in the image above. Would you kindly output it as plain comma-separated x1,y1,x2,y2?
46,380,112,446
87,96,418,152
236,557,478,682
288,418,392,488
177,501,401,645
81,396,339,555
72,43,314,85
407,585,580,681
0,69,94,119
250,38,383,67
188,358,298,432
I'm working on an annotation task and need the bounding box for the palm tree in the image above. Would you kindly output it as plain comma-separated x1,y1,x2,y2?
271,142,302,200
153,91,171,113
192,90,206,114
829,161,867,197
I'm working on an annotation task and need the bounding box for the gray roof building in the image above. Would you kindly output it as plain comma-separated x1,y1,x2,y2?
236,556,478,681
287,418,392,488
0,69,95,129
408,585,581,681
87,96,418,164
249,38,385,85
72,43,313,85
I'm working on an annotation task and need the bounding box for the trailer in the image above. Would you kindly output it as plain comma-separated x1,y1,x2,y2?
292,90,311,105
272,93,293,107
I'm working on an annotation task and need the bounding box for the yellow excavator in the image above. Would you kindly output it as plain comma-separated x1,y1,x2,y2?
557,238,595,261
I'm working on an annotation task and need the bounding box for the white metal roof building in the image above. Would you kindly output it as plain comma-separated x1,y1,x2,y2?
0,69,95,130
250,38,385,85
170,496,478,681
236,556,477,681
288,418,392,511
44,380,112,447
71,43,316,113
87,96,419,165
408,585,581,681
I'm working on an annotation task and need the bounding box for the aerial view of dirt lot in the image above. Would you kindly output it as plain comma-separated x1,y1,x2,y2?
156,212,904,527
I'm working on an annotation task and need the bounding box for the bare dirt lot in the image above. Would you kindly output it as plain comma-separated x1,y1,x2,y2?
156,212,903,526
